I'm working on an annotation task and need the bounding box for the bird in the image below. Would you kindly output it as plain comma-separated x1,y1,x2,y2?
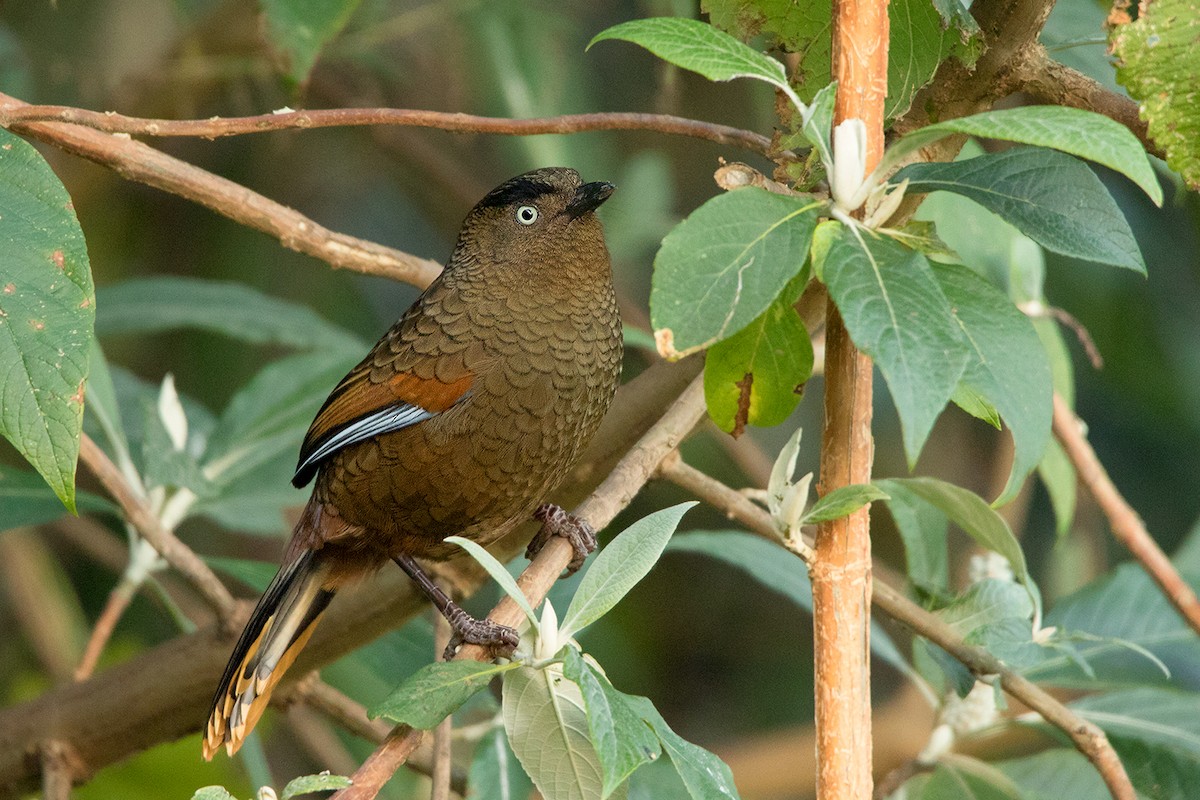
203,167,622,760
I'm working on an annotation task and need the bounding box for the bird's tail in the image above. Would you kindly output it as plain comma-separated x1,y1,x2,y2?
203,547,334,760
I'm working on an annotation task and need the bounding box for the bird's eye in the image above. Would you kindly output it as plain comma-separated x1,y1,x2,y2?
516,205,539,225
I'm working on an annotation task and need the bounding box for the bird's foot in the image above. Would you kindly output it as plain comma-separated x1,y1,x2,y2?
442,604,519,661
527,503,597,576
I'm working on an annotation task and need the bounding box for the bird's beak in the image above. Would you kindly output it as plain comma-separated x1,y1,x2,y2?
566,181,615,218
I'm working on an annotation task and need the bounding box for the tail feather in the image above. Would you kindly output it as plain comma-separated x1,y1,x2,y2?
203,550,334,760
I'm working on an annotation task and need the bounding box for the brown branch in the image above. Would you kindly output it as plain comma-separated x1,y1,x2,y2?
0,105,796,163
430,615,453,800
73,577,138,681
77,433,237,625
0,357,701,798
0,91,442,290
1052,393,1200,636
1010,45,1162,160
658,455,1135,800
332,374,709,800
39,741,81,800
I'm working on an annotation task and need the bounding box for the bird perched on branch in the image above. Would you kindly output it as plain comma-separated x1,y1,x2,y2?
204,167,621,759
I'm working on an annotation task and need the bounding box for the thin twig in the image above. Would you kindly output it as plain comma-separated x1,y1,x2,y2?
39,741,80,800
1052,393,1200,636
73,577,137,681
77,433,237,625
658,455,1135,800
0,91,442,290
0,105,796,163
330,375,709,800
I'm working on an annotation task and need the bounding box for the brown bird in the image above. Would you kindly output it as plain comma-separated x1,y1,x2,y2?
203,167,621,759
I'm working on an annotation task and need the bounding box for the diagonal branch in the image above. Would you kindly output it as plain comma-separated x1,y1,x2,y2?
657,455,1135,800
0,105,796,163
0,91,442,289
1052,393,1200,635
78,433,236,624
331,375,709,800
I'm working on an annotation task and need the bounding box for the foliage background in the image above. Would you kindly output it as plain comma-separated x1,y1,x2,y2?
0,0,1198,798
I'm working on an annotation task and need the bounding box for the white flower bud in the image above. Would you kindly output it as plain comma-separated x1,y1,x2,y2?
534,600,560,662
831,119,868,212
157,374,187,452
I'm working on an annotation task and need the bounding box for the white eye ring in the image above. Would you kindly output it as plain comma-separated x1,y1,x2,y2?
516,205,539,225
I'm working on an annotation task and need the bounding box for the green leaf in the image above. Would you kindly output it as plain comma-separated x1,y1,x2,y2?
822,228,968,465
651,190,821,358
280,773,353,799
95,276,364,352
1028,562,1200,689
911,758,1024,800
260,0,364,83
1113,0,1200,190
801,82,837,170
561,648,661,798
951,383,1002,430
446,536,539,631
882,105,1163,204
0,465,113,533
589,17,797,104
932,262,1053,504
85,341,133,471
502,662,604,800
897,148,1145,273
467,726,534,800
625,695,741,800
940,579,1035,633
1109,735,1200,800
371,660,519,728
190,788,239,800
1070,688,1200,756
1038,439,1076,538
879,480,949,591
875,477,1029,586
0,128,94,511
559,502,695,640
801,483,888,524
140,397,213,497
703,272,813,434
996,749,1109,800
665,531,911,676
885,0,982,119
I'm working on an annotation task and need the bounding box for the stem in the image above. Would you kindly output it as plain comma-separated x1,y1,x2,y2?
813,0,888,795
1052,394,1200,635
430,615,453,800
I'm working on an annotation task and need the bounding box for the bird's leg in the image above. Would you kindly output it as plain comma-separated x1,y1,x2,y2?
526,503,597,576
392,553,519,660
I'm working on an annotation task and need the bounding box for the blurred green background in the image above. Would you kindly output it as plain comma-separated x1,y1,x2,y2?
0,0,1197,798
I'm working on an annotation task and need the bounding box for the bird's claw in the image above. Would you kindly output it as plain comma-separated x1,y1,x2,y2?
442,613,519,661
527,503,597,576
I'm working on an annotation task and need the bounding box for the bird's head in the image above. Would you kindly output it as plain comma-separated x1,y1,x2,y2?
451,167,615,279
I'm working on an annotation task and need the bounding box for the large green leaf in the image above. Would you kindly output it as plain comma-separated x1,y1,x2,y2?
0,128,94,511
1028,563,1200,689
502,662,604,800
996,749,1108,800
589,17,795,101
822,229,968,465
0,465,113,533
95,276,365,352
1070,688,1200,756
280,774,352,800
651,189,821,359
702,272,813,434
907,758,1024,800
1113,0,1200,189
896,148,1146,273
562,648,661,798
371,660,519,728
625,695,741,800
882,105,1162,204
704,0,979,119
879,480,949,591
260,0,364,83
560,502,695,640
875,477,1030,586
932,262,1053,504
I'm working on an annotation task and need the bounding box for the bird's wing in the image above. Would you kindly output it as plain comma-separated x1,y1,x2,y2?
292,366,474,487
